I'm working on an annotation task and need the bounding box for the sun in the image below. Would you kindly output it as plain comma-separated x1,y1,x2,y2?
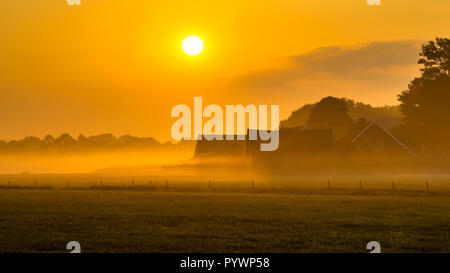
182,36,204,56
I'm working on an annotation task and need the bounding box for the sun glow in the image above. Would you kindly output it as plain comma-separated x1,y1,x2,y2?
182,36,204,56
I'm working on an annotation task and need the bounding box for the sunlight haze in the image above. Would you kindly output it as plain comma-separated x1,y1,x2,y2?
1,0,449,141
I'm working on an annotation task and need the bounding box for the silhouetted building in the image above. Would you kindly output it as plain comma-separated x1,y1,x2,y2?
194,135,246,159
246,127,335,161
337,120,415,159
191,128,336,172
186,121,415,174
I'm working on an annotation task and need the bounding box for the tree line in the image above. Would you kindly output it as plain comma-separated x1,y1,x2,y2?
0,133,194,154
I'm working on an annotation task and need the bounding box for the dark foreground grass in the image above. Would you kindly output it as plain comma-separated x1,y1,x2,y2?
0,189,449,253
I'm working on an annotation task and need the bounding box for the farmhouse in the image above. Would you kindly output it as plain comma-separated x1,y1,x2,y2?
337,119,415,159
185,120,415,173
194,135,247,158
246,127,335,160
193,127,336,159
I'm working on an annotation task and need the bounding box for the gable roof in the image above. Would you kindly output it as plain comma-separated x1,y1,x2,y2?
340,120,416,156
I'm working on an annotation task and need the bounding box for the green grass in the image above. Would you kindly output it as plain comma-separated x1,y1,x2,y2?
1,188,449,253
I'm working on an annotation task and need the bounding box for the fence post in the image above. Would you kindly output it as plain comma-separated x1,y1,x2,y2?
360,180,362,190
392,181,395,192
7,181,10,188
426,182,430,193
35,180,38,188
328,180,330,189
165,180,168,188
132,180,135,187
208,180,211,190
68,180,70,189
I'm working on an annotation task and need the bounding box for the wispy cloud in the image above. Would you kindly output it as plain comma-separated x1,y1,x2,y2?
227,40,422,106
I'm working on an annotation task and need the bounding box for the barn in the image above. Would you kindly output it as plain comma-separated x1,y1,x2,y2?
337,119,415,159
193,135,247,159
189,127,336,173
246,127,335,160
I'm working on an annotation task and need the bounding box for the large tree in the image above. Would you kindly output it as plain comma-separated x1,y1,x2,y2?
281,98,401,130
306,96,353,138
280,103,314,128
396,37,450,155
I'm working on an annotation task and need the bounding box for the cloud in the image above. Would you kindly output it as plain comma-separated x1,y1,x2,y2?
227,40,422,106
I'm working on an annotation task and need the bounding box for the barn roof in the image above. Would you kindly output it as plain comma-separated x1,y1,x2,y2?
338,120,416,156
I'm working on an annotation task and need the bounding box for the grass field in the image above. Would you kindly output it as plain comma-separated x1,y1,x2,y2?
1,180,450,253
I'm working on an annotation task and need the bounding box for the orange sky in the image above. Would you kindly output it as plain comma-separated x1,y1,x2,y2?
1,0,449,141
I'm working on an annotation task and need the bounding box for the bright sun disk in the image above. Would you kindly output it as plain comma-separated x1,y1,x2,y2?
182,36,204,56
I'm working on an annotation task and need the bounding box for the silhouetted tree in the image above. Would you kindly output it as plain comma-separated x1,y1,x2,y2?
56,134,77,149
280,103,314,128
43,135,56,146
85,133,116,148
395,37,450,156
344,99,401,129
21,136,42,150
418,37,450,79
281,98,401,130
77,134,86,143
306,96,353,138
